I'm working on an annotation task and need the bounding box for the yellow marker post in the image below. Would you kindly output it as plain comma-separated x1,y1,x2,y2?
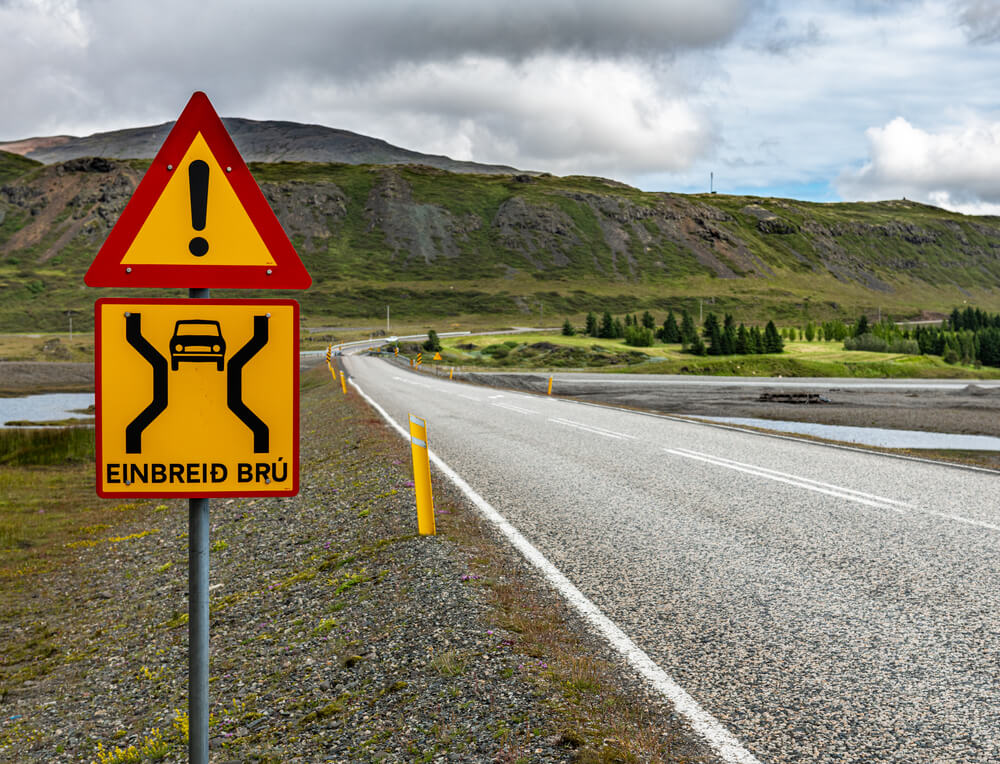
449,367,454,380
408,414,435,535
339,370,347,394
547,376,553,395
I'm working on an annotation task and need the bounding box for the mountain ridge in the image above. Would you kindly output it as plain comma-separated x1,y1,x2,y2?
1,148,1000,333
0,118,524,176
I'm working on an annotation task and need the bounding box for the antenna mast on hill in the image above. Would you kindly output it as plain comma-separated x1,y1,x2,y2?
710,172,716,194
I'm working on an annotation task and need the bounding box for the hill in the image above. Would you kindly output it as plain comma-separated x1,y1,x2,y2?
1,150,999,332
0,118,522,175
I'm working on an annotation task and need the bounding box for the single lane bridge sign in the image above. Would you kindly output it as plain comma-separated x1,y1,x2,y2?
95,298,299,497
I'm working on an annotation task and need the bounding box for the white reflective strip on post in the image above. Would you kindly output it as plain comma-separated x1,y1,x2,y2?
409,414,425,427
411,436,426,448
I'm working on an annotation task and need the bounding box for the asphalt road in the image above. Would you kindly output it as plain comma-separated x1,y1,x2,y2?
343,355,1000,764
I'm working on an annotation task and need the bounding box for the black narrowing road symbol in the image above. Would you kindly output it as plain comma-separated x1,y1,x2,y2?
226,314,269,453
125,313,168,454
124,313,270,455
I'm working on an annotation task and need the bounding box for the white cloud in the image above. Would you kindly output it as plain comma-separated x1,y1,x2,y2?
264,55,713,175
954,0,1000,43
836,116,1000,214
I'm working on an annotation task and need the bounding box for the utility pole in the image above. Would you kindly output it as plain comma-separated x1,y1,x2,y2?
386,305,390,334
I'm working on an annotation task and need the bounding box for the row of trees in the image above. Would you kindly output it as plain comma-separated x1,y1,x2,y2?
564,310,785,355
914,321,1000,366
826,308,1000,366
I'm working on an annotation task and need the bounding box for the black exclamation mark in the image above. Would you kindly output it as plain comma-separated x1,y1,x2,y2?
188,160,209,257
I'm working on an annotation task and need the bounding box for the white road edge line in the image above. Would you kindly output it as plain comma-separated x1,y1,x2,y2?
349,378,762,764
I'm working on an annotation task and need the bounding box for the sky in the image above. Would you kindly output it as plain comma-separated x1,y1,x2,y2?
2,0,999,213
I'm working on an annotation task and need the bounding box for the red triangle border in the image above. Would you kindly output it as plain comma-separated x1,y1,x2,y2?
84,91,311,290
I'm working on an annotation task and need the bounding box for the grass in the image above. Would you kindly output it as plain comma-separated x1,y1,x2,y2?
422,332,1000,379
0,427,94,466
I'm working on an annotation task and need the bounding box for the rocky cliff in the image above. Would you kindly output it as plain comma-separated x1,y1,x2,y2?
1,151,999,330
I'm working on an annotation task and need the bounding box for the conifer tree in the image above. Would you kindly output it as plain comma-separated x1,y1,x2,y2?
703,313,722,355
423,330,442,352
680,310,696,346
721,325,736,355
764,320,784,353
689,334,707,355
585,312,598,336
642,310,655,330
612,318,625,339
600,311,614,339
855,314,869,337
562,319,576,336
736,324,749,354
662,311,681,343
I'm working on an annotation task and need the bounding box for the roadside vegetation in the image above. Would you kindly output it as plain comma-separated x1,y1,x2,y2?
393,305,1000,380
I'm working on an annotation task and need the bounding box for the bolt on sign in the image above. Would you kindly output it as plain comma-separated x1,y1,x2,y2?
95,298,299,497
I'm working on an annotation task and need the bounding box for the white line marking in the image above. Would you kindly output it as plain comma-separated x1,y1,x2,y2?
349,378,762,764
549,417,636,441
457,394,481,402
672,448,912,508
666,448,1000,533
488,394,505,399
493,402,536,416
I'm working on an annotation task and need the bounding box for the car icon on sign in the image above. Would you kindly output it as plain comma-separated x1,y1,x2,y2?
170,319,226,371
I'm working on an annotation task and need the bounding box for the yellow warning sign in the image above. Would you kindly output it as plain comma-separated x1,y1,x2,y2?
121,134,274,267
433,352,442,360
95,298,298,497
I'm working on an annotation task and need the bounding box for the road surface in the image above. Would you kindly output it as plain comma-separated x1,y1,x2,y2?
343,355,1000,764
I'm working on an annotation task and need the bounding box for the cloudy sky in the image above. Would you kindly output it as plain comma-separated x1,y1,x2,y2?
3,0,999,213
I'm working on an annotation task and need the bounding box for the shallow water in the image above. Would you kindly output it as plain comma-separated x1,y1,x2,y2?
694,415,1000,451
0,392,95,427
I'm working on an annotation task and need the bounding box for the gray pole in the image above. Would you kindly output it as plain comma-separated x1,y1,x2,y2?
188,286,210,764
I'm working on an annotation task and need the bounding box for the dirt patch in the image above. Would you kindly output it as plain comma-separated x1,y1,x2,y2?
0,362,93,395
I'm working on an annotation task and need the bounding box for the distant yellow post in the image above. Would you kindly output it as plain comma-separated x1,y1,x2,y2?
408,414,435,535
339,370,347,394
449,367,454,380
547,376,553,395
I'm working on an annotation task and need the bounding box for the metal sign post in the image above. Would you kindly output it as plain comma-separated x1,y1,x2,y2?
188,286,210,764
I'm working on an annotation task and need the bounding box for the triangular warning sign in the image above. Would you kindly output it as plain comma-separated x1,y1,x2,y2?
85,91,311,289
433,352,442,360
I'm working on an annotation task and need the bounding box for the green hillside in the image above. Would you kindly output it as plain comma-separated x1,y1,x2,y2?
1,154,999,332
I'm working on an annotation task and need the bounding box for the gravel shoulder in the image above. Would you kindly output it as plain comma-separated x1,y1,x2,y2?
1,364,713,763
